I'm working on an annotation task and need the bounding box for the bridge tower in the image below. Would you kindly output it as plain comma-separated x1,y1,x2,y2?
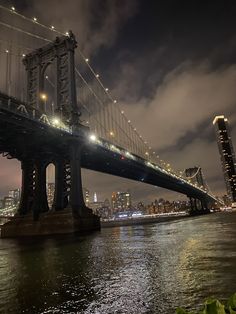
1,33,100,237
22,31,80,126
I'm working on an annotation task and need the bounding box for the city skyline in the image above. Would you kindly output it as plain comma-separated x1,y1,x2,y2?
0,0,236,203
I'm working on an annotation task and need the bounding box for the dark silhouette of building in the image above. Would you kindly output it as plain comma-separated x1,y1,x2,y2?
213,115,236,202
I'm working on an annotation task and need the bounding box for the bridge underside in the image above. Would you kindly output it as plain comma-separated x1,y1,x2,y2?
0,100,212,236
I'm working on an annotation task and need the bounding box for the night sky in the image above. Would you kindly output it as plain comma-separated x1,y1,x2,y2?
1,0,236,204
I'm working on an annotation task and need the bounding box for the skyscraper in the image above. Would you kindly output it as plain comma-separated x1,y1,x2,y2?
111,191,131,211
213,115,236,202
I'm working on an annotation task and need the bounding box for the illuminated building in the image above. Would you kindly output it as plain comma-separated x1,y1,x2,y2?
3,196,14,208
111,191,131,211
47,183,55,208
82,188,90,207
213,115,236,202
8,188,20,205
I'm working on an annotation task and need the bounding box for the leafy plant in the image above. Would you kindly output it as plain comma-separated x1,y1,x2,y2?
176,293,236,314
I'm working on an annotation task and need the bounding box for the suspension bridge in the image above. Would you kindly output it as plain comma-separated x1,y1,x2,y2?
0,5,221,237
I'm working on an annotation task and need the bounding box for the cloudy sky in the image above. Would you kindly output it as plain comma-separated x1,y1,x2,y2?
1,0,236,204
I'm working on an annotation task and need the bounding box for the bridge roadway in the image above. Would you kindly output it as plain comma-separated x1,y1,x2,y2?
0,92,217,205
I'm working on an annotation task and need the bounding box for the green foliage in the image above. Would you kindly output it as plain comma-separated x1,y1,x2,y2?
176,293,236,314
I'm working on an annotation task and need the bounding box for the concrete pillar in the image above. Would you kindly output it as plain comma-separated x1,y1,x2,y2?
53,159,68,211
69,143,85,215
32,159,49,220
18,160,35,215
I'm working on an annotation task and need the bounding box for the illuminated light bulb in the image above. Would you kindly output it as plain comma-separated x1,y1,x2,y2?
145,152,149,155
51,25,55,30
121,110,124,114
22,53,26,57
109,131,114,136
85,58,89,62
40,93,47,100
52,118,60,125
65,31,69,36
134,128,136,131
113,100,117,103
5,50,9,53
45,75,48,79
96,74,99,78
33,17,37,22
128,120,131,123
11,6,15,11
89,134,97,141
105,88,109,91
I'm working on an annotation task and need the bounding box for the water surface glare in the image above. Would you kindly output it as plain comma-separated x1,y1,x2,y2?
1,212,236,313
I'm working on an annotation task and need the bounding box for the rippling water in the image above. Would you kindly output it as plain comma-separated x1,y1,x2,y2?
1,212,236,313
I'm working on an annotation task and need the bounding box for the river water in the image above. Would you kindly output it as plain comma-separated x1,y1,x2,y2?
0,212,236,314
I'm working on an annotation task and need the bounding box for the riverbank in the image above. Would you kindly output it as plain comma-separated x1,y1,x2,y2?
101,213,188,228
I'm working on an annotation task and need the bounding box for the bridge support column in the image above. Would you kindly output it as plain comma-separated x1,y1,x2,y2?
32,159,49,220
53,159,69,211
69,143,90,216
18,160,35,215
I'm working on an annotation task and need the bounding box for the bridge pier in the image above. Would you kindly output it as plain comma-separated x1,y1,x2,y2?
188,196,210,215
53,159,69,211
1,147,100,238
32,159,49,220
18,160,35,215
69,142,92,216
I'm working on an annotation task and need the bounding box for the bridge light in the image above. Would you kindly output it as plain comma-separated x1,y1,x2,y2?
89,134,97,142
145,151,149,155
11,6,15,11
105,88,109,91
113,100,117,103
85,58,89,62
40,93,47,100
22,54,26,57
109,131,114,137
5,50,9,53
52,118,60,125
51,25,55,30
65,31,69,36
121,110,124,114
33,17,37,22
128,120,131,123
96,74,99,78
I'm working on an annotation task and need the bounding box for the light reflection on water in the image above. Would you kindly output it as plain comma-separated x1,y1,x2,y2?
0,212,236,313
